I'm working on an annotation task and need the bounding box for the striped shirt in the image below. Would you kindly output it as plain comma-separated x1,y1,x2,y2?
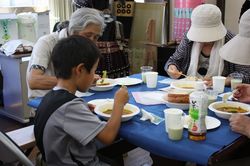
164,32,250,83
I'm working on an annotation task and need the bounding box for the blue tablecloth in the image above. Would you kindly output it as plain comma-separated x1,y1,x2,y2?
28,74,240,165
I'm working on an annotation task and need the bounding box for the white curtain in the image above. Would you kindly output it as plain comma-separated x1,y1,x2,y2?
49,0,73,32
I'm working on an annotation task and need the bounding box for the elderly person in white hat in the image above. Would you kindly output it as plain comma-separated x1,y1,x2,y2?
219,9,250,85
217,10,250,165
220,9,250,137
27,8,105,99
165,4,234,82
211,9,250,166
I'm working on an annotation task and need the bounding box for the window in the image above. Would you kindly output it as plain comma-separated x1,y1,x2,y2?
135,0,144,2
0,0,48,7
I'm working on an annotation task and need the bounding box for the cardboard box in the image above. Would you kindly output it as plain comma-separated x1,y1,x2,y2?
36,10,50,39
0,13,18,44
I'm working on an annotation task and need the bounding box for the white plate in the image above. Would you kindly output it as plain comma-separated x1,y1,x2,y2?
115,77,142,86
165,101,189,110
88,99,114,107
183,115,221,130
94,102,140,122
90,78,116,91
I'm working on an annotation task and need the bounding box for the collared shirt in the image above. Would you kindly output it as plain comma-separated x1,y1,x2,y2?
26,29,68,99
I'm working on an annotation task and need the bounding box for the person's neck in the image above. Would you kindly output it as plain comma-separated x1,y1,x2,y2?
56,79,76,95
201,44,213,57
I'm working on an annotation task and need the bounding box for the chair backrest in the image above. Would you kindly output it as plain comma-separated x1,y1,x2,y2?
0,131,34,166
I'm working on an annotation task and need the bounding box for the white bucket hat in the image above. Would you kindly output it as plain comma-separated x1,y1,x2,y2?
187,4,227,42
220,9,250,65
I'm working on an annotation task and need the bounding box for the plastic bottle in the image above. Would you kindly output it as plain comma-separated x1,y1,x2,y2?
188,81,208,141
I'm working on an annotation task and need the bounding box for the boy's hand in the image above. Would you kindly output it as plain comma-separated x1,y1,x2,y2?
92,74,101,85
87,103,95,112
114,86,129,108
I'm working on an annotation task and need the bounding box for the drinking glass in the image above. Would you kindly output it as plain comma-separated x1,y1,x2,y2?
140,66,153,83
164,108,184,141
231,76,243,91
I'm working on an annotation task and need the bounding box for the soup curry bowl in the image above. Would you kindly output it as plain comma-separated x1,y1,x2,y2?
208,101,250,119
94,102,140,122
170,80,197,93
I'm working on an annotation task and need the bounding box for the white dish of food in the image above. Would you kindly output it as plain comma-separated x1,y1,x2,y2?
208,101,250,119
94,102,140,122
88,99,114,107
90,78,116,91
170,80,198,92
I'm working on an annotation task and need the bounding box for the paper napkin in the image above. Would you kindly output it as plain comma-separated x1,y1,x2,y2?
140,109,164,125
132,91,166,105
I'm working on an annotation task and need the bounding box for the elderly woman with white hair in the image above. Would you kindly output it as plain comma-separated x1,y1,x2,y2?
165,4,237,84
27,8,105,99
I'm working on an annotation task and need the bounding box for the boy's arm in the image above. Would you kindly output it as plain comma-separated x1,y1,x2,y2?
96,87,128,145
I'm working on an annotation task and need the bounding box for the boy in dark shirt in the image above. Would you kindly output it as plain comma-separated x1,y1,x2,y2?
34,36,128,165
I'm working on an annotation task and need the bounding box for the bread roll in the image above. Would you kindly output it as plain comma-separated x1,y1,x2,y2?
164,89,190,103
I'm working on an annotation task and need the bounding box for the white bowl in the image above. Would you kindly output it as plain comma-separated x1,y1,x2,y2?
165,101,189,110
88,99,114,107
208,101,250,119
94,102,140,122
90,78,116,91
170,80,197,92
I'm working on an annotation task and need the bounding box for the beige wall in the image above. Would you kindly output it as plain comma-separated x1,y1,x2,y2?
206,0,245,34
225,0,245,34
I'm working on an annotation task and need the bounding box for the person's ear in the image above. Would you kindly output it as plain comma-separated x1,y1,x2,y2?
75,63,85,75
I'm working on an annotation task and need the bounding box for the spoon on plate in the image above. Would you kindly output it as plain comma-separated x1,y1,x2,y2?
222,90,238,103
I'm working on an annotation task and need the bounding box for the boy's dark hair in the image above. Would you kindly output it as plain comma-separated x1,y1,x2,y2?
51,35,101,79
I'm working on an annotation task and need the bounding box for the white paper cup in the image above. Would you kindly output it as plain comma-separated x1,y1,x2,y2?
212,76,226,93
140,66,153,83
145,72,158,88
164,108,184,141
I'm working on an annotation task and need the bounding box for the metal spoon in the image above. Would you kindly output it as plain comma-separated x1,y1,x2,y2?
223,93,232,103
